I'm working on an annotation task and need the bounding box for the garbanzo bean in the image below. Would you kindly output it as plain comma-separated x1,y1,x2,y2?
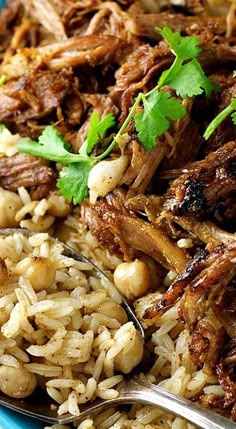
0,364,37,398
15,256,56,291
113,259,151,300
114,330,143,373
0,187,22,228
97,298,128,324
47,192,72,217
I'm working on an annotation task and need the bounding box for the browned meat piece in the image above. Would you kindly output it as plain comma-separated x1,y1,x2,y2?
145,243,236,369
113,42,172,122
180,244,236,368
1,35,124,79
24,0,67,42
171,216,236,246
81,194,189,272
188,314,225,369
0,153,56,199
128,13,228,40
165,141,236,221
144,243,236,319
0,0,21,57
121,140,168,197
213,279,236,339
81,199,134,261
179,244,236,329
0,69,74,123
215,340,236,415
144,248,211,319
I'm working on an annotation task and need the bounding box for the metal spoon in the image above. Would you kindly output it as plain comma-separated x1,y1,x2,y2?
0,377,235,429
0,228,234,429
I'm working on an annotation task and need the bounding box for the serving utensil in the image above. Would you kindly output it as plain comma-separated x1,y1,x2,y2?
0,228,235,429
0,377,235,429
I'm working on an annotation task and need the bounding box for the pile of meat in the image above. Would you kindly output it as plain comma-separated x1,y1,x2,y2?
0,0,236,419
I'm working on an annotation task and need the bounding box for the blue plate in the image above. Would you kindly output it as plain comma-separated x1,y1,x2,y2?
0,0,6,10
0,406,46,429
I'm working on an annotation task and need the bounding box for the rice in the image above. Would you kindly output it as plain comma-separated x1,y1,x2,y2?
0,230,144,421
0,191,225,429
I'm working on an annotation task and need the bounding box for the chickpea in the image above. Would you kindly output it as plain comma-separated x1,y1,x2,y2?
47,192,72,218
54,221,74,242
113,259,151,300
114,330,143,373
15,256,56,291
97,298,128,324
0,364,37,398
0,187,22,228
0,257,8,285
140,255,166,289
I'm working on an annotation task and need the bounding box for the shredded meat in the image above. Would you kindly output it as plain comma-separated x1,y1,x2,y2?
0,69,74,123
165,141,236,224
0,0,236,417
0,153,56,199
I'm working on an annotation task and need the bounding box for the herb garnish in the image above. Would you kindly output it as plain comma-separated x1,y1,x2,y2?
0,75,6,86
18,27,218,204
203,97,236,140
18,113,116,204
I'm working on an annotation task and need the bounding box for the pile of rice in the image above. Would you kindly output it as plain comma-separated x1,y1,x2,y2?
0,229,145,416
0,131,225,429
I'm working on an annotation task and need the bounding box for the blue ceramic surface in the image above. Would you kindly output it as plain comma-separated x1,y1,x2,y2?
0,0,6,10
0,407,45,429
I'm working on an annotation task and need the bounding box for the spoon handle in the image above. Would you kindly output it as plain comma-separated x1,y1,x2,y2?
123,378,235,429
59,378,235,428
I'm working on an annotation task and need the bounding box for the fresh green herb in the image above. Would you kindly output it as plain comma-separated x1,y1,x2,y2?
0,123,6,132
156,27,218,98
18,113,116,204
130,26,217,150
232,111,236,125
57,163,92,204
135,91,186,150
79,112,116,156
18,27,218,204
203,97,236,140
0,75,6,86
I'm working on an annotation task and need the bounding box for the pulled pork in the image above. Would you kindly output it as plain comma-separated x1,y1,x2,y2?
0,0,236,419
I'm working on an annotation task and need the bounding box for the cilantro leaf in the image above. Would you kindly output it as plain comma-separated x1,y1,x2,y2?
204,97,236,140
135,91,186,150
18,125,81,163
158,27,201,61
232,111,236,125
87,112,115,153
157,28,218,98
57,162,92,205
165,59,218,98
0,75,6,86
79,111,116,155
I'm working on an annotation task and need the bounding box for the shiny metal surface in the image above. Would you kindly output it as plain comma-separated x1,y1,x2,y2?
0,378,235,428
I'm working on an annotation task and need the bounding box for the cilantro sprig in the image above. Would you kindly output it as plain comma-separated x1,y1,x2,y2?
204,97,236,140
18,113,116,204
18,27,218,204
123,26,218,150
0,75,6,86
